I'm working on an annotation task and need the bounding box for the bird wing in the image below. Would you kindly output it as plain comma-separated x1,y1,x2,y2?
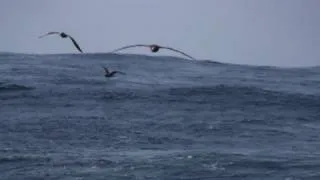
101,65,109,74
116,71,126,75
38,32,60,38
161,46,196,60
110,44,149,53
67,35,83,53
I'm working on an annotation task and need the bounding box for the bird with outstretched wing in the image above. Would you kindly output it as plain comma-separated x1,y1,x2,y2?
101,65,126,77
110,44,196,60
38,32,83,53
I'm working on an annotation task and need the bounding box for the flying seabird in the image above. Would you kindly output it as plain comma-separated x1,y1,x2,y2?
101,66,126,78
110,44,195,60
38,32,83,53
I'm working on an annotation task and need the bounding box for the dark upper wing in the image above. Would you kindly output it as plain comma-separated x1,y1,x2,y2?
67,36,83,53
110,44,149,53
116,71,126,75
38,32,60,38
161,46,196,60
101,65,109,74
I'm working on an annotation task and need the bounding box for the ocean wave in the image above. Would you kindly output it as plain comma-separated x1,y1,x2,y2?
166,84,283,97
163,84,320,107
92,84,320,111
0,154,50,163
0,83,34,92
2,52,320,71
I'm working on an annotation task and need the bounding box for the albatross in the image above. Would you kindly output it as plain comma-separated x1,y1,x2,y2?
38,32,83,53
110,44,195,60
101,66,126,78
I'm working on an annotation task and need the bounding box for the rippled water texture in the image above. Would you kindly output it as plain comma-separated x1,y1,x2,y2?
0,52,320,180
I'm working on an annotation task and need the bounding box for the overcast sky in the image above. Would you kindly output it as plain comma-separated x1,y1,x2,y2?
0,0,319,67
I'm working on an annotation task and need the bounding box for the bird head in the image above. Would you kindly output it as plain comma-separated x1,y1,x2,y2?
60,32,68,38
150,44,160,52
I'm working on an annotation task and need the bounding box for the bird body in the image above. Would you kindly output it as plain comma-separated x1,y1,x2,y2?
110,44,195,60
102,66,125,78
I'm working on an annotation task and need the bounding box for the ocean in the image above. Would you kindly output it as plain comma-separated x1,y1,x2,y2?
0,52,319,180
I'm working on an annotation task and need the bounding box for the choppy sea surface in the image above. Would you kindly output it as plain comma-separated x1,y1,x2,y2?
0,52,320,180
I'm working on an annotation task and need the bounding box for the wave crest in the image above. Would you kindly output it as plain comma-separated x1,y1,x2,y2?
165,84,320,108
0,83,34,92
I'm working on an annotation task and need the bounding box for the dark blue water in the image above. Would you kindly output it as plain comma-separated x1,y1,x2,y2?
1,52,320,180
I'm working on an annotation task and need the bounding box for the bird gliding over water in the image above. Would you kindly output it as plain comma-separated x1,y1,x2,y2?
38,32,83,53
101,66,126,78
110,44,196,60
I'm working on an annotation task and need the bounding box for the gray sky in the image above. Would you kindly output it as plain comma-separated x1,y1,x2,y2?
0,0,319,67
